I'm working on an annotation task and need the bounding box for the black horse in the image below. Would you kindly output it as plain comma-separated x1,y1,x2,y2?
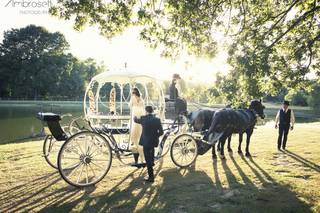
188,109,215,132
188,109,233,153
206,100,265,159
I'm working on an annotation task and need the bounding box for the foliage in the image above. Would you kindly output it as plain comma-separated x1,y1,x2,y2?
51,0,320,94
308,81,320,112
183,83,209,103
264,87,288,103
285,89,308,106
0,25,104,100
208,71,263,108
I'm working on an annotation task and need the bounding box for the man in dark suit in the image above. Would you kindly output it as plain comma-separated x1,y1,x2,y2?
134,106,163,183
275,100,295,150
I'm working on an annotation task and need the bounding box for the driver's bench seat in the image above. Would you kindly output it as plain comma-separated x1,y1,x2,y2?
37,112,68,141
165,97,187,119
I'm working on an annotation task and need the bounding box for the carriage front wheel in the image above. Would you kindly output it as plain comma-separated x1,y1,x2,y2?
170,134,198,168
57,131,112,187
43,135,64,169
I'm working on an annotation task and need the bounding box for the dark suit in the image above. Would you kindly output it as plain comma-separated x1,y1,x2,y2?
277,109,292,149
134,114,163,180
169,83,179,100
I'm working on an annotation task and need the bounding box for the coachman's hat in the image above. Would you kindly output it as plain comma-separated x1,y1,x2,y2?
283,100,290,105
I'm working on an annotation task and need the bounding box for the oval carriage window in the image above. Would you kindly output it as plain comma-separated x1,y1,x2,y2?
85,80,99,113
122,83,131,102
98,82,115,114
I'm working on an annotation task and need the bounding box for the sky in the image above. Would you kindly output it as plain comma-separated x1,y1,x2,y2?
0,0,231,83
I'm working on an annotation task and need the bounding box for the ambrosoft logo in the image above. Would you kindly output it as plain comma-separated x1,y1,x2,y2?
5,0,52,8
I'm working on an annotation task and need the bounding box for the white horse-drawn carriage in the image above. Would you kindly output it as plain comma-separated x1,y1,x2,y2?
38,71,201,187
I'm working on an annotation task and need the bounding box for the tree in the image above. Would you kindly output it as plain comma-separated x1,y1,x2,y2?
208,71,263,107
0,25,104,100
51,0,320,95
285,89,308,106
308,81,320,112
0,25,69,99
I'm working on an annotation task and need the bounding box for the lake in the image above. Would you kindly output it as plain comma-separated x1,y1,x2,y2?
0,101,83,144
0,101,319,144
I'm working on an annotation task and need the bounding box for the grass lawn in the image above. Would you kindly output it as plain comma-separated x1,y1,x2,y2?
0,122,319,212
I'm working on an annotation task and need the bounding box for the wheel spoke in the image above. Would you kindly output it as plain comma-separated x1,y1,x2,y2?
88,142,100,157
178,141,184,149
66,162,82,177
88,164,97,178
176,152,183,162
91,161,105,170
64,161,81,169
76,140,85,155
185,152,193,160
59,132,112,186
92,158,110,162
181,154,186,164
63,157,80,160
85,165,89,184
77,164,85,183
85,138,88,155
66,146,81,156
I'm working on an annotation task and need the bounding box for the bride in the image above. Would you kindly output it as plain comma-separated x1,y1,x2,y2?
130,88,145,164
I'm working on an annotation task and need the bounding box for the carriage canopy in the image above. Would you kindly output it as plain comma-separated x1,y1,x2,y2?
84,70,166,127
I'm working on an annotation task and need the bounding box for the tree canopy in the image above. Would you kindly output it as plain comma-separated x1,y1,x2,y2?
0,25,104,100
51,0,320,102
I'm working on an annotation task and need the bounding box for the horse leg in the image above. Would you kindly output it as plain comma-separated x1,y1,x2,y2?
227,135,232,152
212,143,217,159
217,140,221,152
219,137,226,159
245,130,253,157
238,133,243,154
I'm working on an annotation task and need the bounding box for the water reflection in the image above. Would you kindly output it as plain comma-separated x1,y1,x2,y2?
0,101,83,143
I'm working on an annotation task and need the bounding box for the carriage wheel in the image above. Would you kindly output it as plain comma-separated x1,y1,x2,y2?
43,135,64,169
68,116,90,135
170,134,198,168
58,131,112,187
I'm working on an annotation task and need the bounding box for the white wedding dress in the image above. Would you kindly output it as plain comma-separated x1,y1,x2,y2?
130,96,145,163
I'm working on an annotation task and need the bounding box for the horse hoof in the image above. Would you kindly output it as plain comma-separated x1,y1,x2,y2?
245,153,251,157
220,155,226,160
238,150,243,155
228,149,233,153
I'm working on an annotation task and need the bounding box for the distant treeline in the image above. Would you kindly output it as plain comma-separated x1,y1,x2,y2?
181,77,320,112
0,25,104,100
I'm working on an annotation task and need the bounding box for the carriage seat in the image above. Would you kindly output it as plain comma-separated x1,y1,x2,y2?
37,112,68,141
165,97,188,119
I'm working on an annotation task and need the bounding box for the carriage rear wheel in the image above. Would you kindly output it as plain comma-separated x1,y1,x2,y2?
57,131,112,187
43,135,64,169
170,134,198,168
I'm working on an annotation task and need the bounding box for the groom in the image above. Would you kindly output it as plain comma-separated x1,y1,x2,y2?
134,106,163,183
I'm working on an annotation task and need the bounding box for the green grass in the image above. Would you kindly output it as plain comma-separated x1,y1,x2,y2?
0,123,320,212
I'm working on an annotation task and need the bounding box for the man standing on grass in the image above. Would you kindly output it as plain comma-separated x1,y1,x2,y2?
275,100,295,150
134,106,163,183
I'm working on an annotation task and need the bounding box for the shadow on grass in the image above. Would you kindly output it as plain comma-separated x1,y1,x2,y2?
283,150,320,172
35,159,164,212
1,155,314,212
138,156,312,212
0,171,79,212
